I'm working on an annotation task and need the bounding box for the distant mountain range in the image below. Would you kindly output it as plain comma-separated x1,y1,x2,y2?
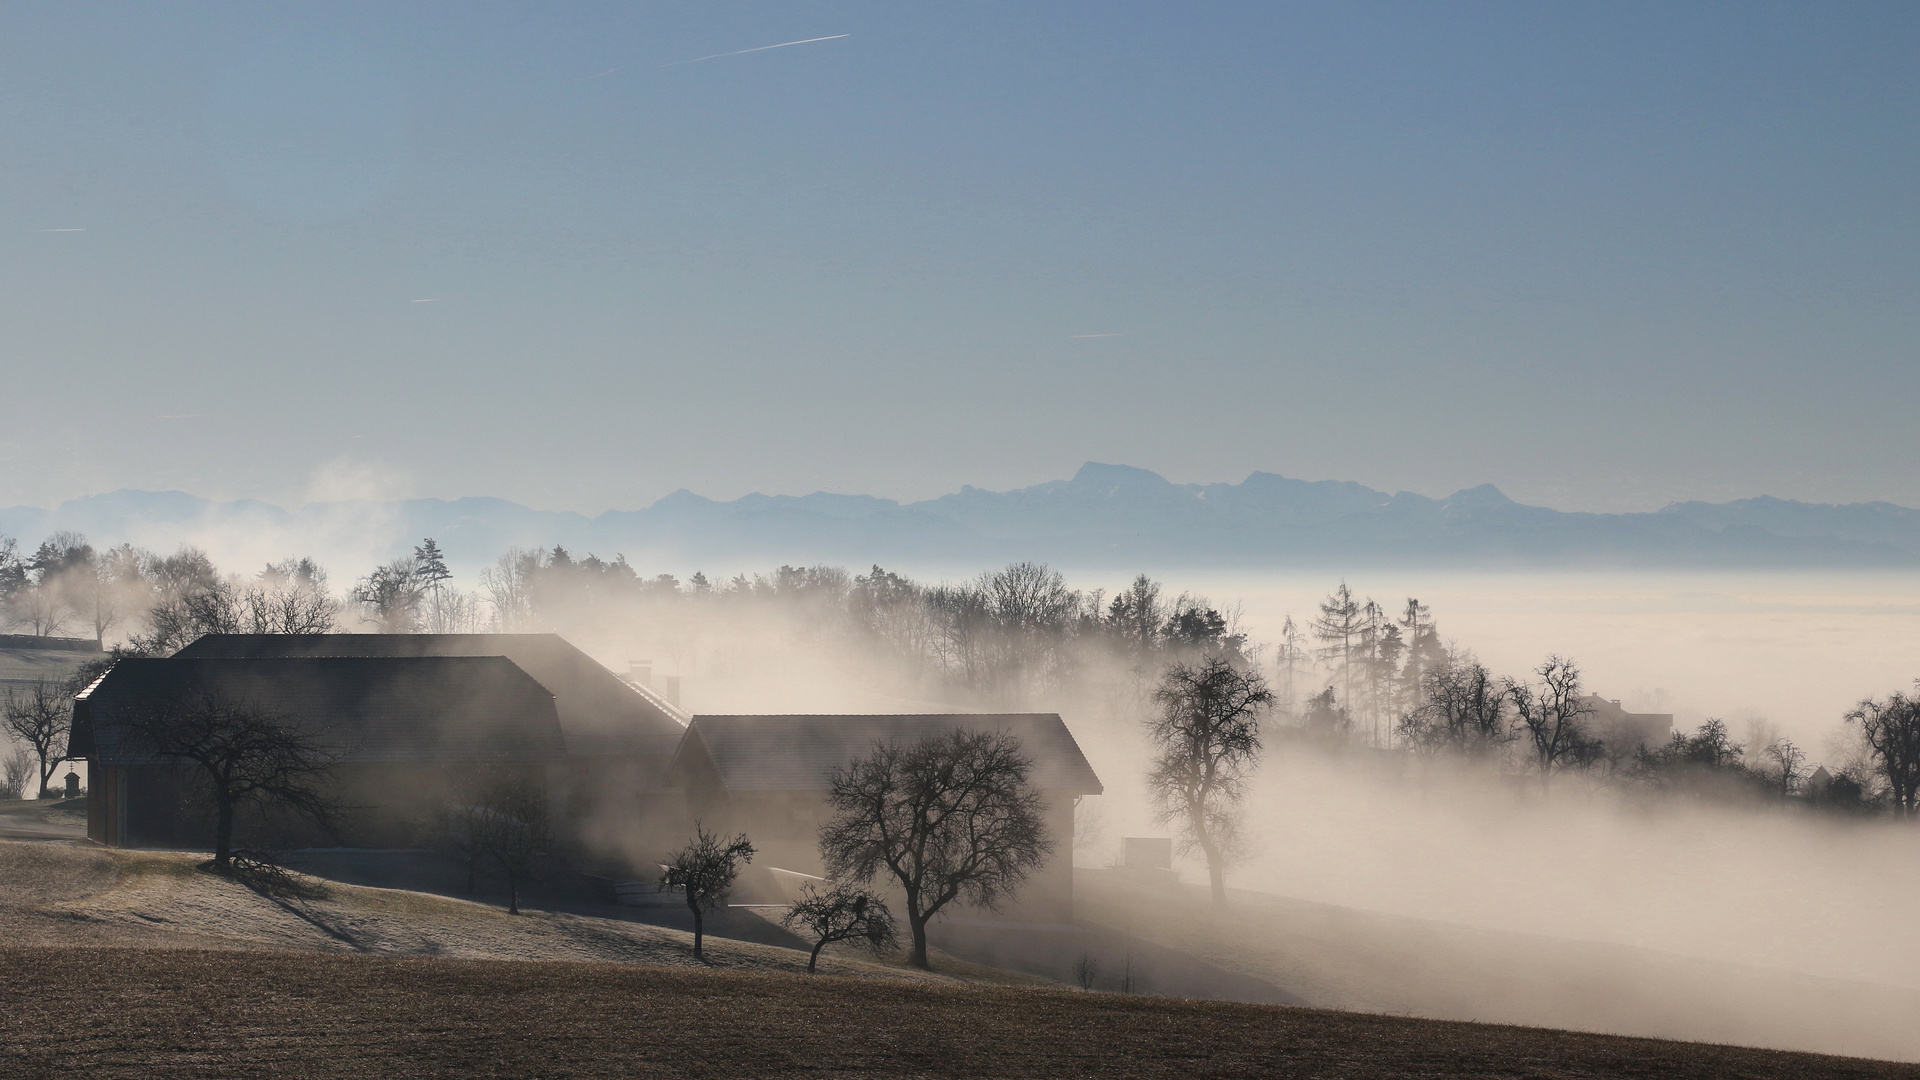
5,463,1920,575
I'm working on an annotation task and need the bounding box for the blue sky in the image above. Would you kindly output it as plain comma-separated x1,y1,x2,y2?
3,2,1915,512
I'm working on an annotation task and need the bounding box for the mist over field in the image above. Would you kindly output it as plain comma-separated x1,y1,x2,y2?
8,2,1920,1072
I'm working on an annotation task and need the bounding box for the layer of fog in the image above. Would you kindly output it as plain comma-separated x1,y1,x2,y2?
551,565,1920,1056
17,520,1920,1056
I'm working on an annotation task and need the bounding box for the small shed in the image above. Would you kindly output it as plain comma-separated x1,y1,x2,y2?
666,713,1102,922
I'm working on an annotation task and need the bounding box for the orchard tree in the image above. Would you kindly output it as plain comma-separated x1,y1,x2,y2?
781,882,897,973
1146,656,1273,907
661,825,755,960
445,765,552,914
1,680,71,798
125,691,338,871
819,730,1050,969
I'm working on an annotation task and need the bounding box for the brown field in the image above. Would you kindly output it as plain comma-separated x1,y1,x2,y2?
4,946,1917,1080
4,836,1915,1078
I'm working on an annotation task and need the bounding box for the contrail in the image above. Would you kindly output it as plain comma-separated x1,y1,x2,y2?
33,228,85,233
410,298,441,303
581,68,617,82
669,34,849,66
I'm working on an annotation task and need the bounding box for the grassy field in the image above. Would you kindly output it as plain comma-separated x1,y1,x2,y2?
4,946,1916,1080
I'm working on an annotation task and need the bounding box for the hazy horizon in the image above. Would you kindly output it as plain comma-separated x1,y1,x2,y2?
5,3,1919,514
13,458,1920,519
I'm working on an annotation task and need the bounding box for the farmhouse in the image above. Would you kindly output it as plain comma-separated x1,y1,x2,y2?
1581,695,1673,750
666,713,1103,924
72,655,568,848
67,635,1105,922
168,633,690,856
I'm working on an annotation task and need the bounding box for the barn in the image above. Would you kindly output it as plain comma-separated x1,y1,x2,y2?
70,633,690,862
67,635,1107,923
71,655,568,849
167,634,690,860
665,713,1103,924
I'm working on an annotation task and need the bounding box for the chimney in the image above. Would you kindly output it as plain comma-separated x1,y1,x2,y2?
664,676,682,709
628,661,652,688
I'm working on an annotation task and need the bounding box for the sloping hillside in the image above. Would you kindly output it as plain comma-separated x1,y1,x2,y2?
4,946,1916,1080
0,841,932,980
1073,869,1920,1064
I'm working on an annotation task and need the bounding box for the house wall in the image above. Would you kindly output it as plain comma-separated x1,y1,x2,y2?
547,755,690,871
88,761,557,852
86,766,126,846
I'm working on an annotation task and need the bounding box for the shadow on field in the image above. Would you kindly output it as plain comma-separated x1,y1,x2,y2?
278,848,814,952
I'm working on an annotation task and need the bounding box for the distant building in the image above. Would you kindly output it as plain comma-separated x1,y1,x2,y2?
666,713,1103,923
1581,695,1673,751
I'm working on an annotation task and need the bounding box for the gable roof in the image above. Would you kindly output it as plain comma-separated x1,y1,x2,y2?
172,634,684,757
72,656,567,767
672,713,1103,795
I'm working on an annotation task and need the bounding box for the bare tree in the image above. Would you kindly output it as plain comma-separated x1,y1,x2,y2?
123,691,339,871
1507,656,1600,791
352,559,425,632
661,825,756,960
439,784,492,894
2,743,35,799
87,543,150,646
2,680,71,798
480,548,537,631
133,567,338,654
1399,659,1511,759
781,882,897,973
12,576,68,637
820,729,1051,969
1146,657,1272,907
1847,687,1920,818
464,767,550,914
1763,738,1808,800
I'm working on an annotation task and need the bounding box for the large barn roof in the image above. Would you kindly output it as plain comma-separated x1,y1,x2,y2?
72,656,567,767
672,713,1103,795
172,634,683,758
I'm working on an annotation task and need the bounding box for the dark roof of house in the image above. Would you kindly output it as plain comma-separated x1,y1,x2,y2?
72,656,567,767
172,634,683,758
671,713,1103,795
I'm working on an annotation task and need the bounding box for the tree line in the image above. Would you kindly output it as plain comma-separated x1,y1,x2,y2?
5,530,1919,821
